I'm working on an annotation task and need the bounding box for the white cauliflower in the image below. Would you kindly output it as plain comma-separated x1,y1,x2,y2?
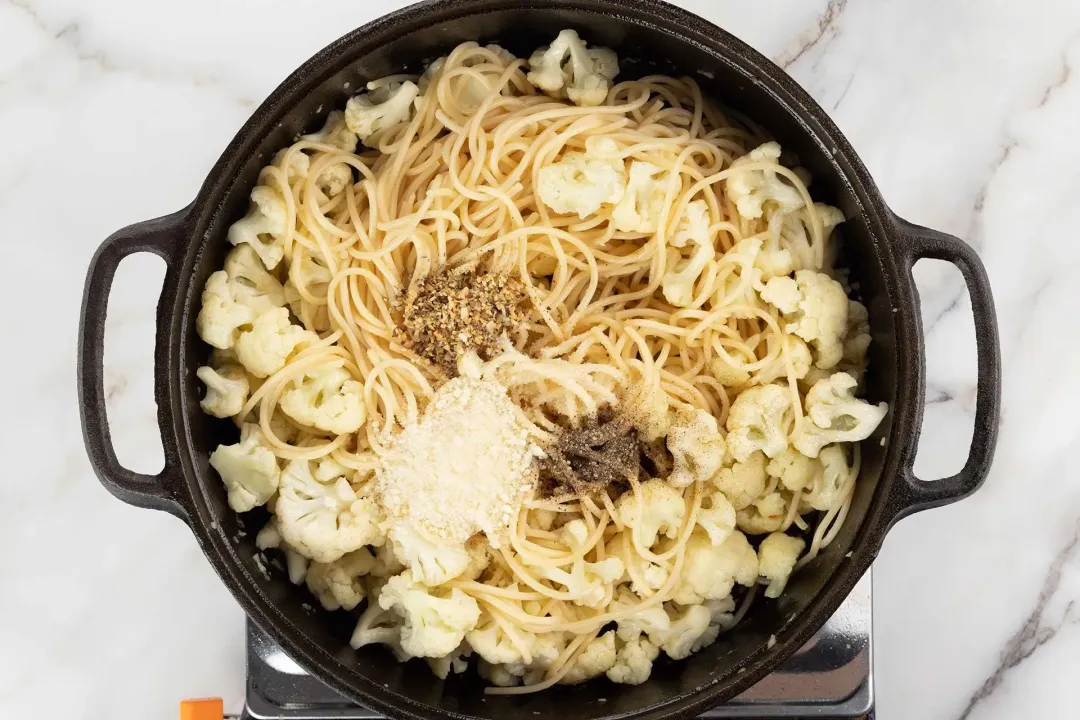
726,384,793,462
607,636,659,685
275,458,385,563
621,545,670,596
234,308,318,379
477,632,567,687
737,492,787,535
349,579,410,661
228,185,289,270
370,540,406,578
713,451,767,511
725,142,804,220
196,271,257,350
561,631,618,684
753,336,813,386
461,535,493,582
388,522,473,586
673,530,758,606
758,532,806,598
533,556,624,608
802,445,850,512
667,404,727,487
279,366,366,435
209,423,280,513
256,517,309,585
536,139,625,218
654,604,716,660
612,588,672,642
791,372,887,457
615,478,685,547
197,364,249,418
612,161,667,233
697,489,737,546
766,447,818,493
841,299,871,377
662,200,716,307
468,614,528,666
427,644,472,680
527,29,619,106
761,270,850,369
345,81,420,143
301,110,359,152
306,548,376,611
379,569,481,658
224,244,286,313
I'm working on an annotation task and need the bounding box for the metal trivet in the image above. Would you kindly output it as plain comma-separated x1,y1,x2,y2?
242,574,872,719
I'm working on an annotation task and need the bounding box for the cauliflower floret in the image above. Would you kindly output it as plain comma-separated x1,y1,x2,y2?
766,447,818,493
667,404,727,487
533,556,624,608
388,522,473,586
616,478,685,547
279,366,366,435
234,308,318,379
621,545,670,596
209,423,280,512
461,535,493,582
477,632,567,687
370,540,406,578
791,372,887,457
758,532,806,598
427,644,472,680
607,636,659,685
761,270,850,369
349,579,410,661
697,489,737,546
197,364,249,418
305,548,376,611
536,139,626,218
662,200,716,307
345,81,420,143
725,142,804,220
468,613,529,666
196,271,257,350
276,458,385,563
710,354,752,389
726,384,793,462
737,492,787,535
527,29,619,106
561,631,617,684
273,147,311,181
256,517,309,585
841,299,871,378
227,185,289,270
379,569,481,658
655,604,716,660
301,110,359,152
673,530,758,606
612,161,667,233
713,451,767,510
801,445,850,512
612,588,672,641
753,336,813,386
224,244,287,314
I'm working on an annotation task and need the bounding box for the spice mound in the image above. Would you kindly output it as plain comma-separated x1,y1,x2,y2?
375,376,541,546
397,267,526,374
539,408,673,499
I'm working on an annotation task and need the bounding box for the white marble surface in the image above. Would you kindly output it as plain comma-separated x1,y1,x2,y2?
0,0,1074,717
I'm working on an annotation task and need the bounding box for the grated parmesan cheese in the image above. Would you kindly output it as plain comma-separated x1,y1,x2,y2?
375,377,542,547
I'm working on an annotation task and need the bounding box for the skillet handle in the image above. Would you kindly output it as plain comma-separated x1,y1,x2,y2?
889,218,1001,522
78,209,190,521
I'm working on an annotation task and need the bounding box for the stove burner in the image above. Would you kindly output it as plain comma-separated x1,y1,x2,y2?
241,574,872,719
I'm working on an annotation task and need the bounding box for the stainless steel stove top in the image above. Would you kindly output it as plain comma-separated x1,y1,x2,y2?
241,573,872,719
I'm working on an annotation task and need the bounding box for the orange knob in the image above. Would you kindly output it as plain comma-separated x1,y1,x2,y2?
179,697,224,720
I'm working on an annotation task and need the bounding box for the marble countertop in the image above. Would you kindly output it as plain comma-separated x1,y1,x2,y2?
1,0,1072,717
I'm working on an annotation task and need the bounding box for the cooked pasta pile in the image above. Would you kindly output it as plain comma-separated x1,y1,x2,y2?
194,31,888,692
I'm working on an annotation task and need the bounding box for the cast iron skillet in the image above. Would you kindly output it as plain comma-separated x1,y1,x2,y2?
77,1,1001,717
